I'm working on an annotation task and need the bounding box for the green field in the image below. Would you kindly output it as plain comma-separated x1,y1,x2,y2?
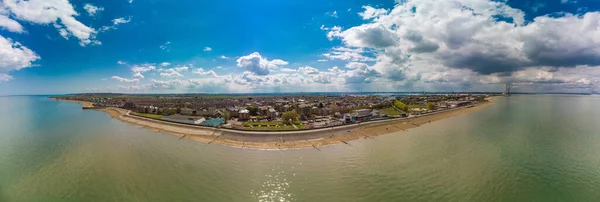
132,112,164,119
243,121,303,130
379,107,402,116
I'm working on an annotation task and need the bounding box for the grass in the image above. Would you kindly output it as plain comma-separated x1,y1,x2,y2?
243,121,303,130
132,112,164,119
379,107,402,116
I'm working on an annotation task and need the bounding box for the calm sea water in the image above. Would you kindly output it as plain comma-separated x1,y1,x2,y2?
2,95,600,201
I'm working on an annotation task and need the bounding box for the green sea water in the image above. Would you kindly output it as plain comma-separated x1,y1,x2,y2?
2,95,600,201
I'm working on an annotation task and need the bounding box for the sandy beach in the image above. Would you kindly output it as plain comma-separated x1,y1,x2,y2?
54,97,494,150
50,98,96,108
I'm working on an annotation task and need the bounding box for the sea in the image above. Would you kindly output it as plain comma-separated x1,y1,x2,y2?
1,95,600,201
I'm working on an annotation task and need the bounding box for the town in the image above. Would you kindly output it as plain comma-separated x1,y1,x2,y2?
52,93,493,131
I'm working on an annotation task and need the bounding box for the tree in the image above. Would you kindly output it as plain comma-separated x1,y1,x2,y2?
281,111,299,124
222,110,231,123
394,100,409,112
427,102,436,110
318,102,324,108
123,102,136,110
246,106,259,116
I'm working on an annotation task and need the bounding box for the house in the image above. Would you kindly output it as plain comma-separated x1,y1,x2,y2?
162,114,205,125
201,117,225,127
352,109,372,121
446,101,471,108
181,108,196,116
297,103,311,117
239,109,250,121
268,108,277,120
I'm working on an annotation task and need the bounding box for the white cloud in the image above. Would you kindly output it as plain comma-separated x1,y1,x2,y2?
203,47,212,51
317,59,328,62
117,60,126,65
327,11,338,18
216,66,223,69
345,62,369,69
158,66,189,77
101,17,132,31
359,6,388,20
132,72,144,79
321,47,375,62
0,36,40,72
173,66,189,72
131,64,156,73
83,4,104,17
236,52,288,75
192,68,217,77
128,0,134,3
317,0,600,92
328,23,397,48
298,66,319,75
0,73,13,82
220,55,229,59
160,41,170,51
111,76,139,83
0,15,24,33
161,62,171,67
2,0,99,46
561,0,577,4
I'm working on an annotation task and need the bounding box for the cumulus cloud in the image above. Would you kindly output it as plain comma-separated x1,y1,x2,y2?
203,47,212,51
83,4,104,16
101,17,132,31
321,47,375,62
161,62,171,67
2,0,99,46
359,6,388,20
0,15,24,33
160,41,170,51
192,68,217,77
0,36,40,72
220,55,229,59
157,66,189,77
111,76,139,83
236,52,288,75
319,0,600,92
0,73,12,82
298,66,319,75
131,64,156,73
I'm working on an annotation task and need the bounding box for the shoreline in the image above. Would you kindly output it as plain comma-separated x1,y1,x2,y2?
53,97,495,150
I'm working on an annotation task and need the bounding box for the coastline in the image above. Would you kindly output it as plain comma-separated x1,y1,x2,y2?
54,97,495,150
50,98,96,108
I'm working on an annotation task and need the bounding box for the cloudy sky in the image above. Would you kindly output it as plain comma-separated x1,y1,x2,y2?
0,0,599,95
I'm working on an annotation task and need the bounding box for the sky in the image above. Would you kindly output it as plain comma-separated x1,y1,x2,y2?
0,0,600,95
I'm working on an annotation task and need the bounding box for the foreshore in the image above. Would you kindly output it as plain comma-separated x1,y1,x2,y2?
54,98,494,150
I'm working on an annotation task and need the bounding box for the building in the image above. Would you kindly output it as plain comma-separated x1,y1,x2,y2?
446,101,471,108
181,108,196,116
268,108,277,120
201,117,225,127
162,114,205,125
504,83,511,96
239,109,250,121
352,109,372,122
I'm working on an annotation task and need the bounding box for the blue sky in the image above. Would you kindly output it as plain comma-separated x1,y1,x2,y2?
0,0,600,95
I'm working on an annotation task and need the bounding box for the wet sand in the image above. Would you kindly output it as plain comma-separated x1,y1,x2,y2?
55,97,494,150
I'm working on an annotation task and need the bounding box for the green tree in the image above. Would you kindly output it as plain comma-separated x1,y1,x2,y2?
281,111,299,124
427,102,436,110
318,103,324,108
123,102,136,110
222,110,231,123
246,106,259,116
394,100,409,112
